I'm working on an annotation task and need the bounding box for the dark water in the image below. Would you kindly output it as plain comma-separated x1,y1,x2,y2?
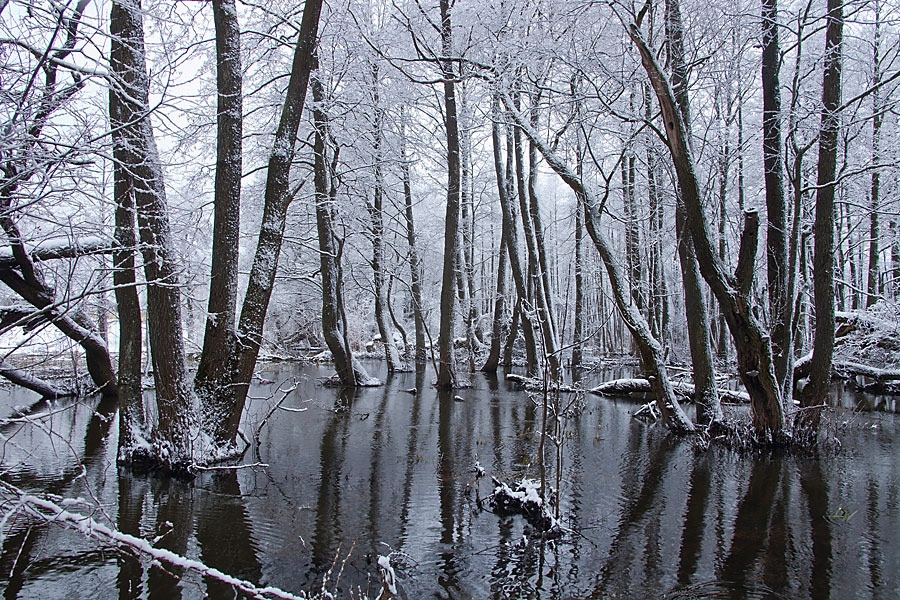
0,362,898,599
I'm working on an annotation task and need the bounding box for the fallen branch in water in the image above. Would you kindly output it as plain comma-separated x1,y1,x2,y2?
0,480,309,600
590,378,751,404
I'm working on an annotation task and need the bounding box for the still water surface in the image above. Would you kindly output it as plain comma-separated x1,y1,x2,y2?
0,362,898,599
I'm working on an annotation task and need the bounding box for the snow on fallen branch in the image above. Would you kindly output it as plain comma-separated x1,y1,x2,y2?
0,236,116,267
589,378,751,404
0,480,309,600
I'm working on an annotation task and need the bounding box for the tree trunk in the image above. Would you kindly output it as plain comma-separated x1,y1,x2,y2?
495,107,539,375
797,0,842,437
628,21,783,439
110,0,193,472
761,0,793,398
110,142,145,460
369,63,403,374
195,0,243,445
866,3,883,308
436,0,461,388
665,0,721,426
230,0,324,409
572,134,586,370
312,75,374,387
400,117,427,364
502,90,694,433
482,107,512,373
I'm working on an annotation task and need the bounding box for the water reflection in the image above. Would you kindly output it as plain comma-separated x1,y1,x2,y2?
0,364,898,599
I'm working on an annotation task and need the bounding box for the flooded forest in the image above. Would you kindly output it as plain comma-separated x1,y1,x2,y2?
1,0,899,598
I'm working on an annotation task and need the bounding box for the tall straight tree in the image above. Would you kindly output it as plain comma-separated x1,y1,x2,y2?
368,62,403,374
866,1,884,308
436,0,462,388
194,0,243,444
399,116,427,364
797,0,843,436
761,0,793,399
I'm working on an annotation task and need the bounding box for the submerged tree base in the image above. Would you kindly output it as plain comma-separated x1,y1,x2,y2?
484,477,561,534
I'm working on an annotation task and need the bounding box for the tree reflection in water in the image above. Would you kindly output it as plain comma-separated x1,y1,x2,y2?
0,362,898,599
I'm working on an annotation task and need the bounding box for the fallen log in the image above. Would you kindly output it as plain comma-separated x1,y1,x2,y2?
590,378,750,404
505,373,579,393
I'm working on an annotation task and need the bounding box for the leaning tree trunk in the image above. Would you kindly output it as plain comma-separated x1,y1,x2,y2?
796,0,842,437
664,0,721,426
194,0,243,446
502,89,694,433
230,0,324,419
436,0,461,388
312,76,374,386
628,20,784,440
110,0,194,473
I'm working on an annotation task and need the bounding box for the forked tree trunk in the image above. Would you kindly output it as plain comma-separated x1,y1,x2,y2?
482,106,512,373
492,105,539,375
312,76,375,387
110,0,193,472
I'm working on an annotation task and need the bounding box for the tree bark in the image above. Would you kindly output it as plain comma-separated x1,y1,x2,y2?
312,75,374,387
109,138,144,459
664,0,722,426
797,0,842,436
194,0,243,445
482,105,512,373
502,90,694,433
866,3,883,308
369,63,403,374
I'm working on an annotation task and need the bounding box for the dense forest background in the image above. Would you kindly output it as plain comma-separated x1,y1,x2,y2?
1,0,899,470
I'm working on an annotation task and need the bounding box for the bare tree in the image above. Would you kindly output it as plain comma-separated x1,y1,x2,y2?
797,0,843,437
